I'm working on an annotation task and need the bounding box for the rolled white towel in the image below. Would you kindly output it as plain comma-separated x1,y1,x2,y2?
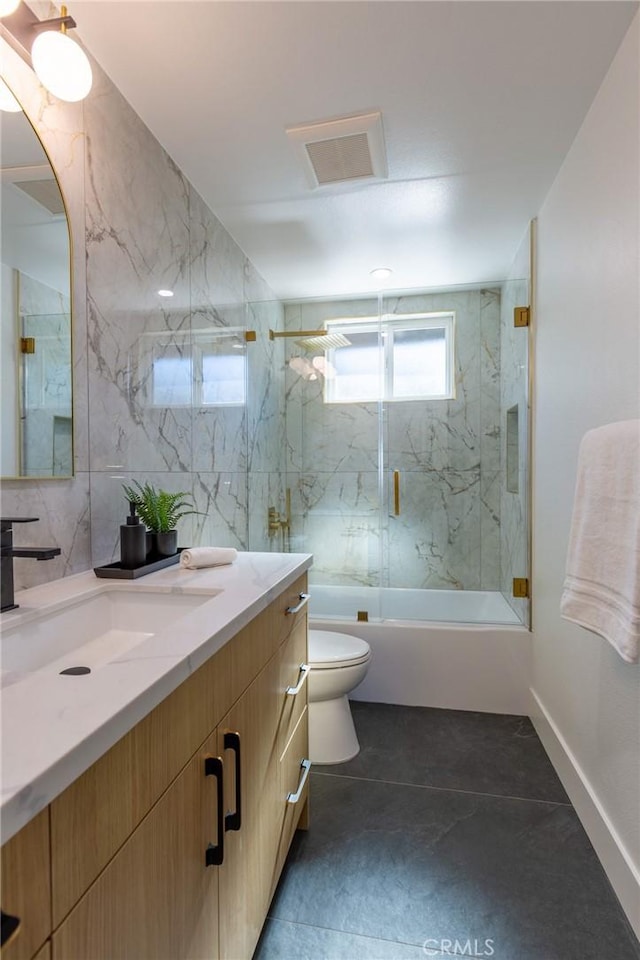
180,547,238,569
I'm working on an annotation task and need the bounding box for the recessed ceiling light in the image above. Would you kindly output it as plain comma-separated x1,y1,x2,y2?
369,267,393,281
157,289,174,297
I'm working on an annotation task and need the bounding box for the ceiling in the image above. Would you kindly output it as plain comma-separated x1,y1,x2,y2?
73,1,638,301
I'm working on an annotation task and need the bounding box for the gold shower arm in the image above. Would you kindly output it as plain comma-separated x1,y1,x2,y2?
269,329,329,339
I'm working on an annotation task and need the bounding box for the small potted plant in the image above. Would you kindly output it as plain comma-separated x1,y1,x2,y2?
122,481,200,557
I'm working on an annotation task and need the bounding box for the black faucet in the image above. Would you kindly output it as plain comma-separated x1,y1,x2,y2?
1,518,61,613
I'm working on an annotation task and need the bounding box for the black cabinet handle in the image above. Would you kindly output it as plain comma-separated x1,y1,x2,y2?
204,756,224,867
223,731,242,832
1,910,21,948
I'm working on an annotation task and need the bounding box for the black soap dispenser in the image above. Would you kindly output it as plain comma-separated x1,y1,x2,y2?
120,501,146,569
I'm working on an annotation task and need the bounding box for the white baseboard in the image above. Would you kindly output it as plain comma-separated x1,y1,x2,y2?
530,687,640,941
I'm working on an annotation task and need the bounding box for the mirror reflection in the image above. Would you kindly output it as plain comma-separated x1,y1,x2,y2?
1,92,72,478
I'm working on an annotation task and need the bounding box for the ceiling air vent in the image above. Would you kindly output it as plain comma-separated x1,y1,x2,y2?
286,111,387,189
13,178,65,216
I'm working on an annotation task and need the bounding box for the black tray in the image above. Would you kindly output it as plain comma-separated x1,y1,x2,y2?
94,548,184,579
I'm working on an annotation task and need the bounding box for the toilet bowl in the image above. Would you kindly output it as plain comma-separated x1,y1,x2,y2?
307,629,371,764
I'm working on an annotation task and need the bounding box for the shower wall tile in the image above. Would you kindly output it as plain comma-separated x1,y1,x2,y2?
291,471,381,587
285,290,502,591
247,298,286,476
386,468,482,590
193,405,247,473
302,398,380,473
301,513,381,587
248,470,286,552
1,474,91,590
84,68,192,476
193,472,248,551
479,289,502,589
189,187,246,310
3,45,283,590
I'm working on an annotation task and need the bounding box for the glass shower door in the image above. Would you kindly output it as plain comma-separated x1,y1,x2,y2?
281,297,384,621
379,285,530,626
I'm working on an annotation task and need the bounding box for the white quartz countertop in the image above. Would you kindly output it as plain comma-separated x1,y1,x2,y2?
0,551,312,844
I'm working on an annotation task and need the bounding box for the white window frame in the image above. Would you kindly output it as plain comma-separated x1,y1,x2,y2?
323,312,455,404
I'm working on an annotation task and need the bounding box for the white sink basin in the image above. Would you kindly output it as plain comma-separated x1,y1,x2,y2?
1,588,215,687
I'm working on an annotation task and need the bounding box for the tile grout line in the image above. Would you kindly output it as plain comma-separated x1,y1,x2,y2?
311,769,573,807
261,914,446,956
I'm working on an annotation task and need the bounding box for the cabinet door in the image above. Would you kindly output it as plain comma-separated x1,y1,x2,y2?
53,732,222,960
1,809,51,960
217,655,281,960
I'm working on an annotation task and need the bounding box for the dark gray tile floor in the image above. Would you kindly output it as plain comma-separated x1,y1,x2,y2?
254,702,640,960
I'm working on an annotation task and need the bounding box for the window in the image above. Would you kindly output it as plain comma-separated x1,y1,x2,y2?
323,313,455,403
142,328,246,408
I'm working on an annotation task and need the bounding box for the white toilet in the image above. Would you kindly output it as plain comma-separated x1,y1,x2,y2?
307,629,371,764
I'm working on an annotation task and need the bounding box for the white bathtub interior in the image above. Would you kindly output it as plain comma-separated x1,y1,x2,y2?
308,585,530,716
308,584,522,625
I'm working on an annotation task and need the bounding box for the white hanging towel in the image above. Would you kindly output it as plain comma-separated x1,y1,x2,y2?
560,420,640,663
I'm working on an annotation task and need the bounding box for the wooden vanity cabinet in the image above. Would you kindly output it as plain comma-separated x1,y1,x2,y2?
52,730,223,960
0,810,51,960
0,572,309,960
218,574,310,960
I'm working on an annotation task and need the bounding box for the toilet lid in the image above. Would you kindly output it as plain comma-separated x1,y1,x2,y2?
308,630,371,670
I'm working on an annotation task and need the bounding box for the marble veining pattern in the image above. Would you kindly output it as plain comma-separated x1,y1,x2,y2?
285,291,503,591
1,38,285,580
0,552,312,844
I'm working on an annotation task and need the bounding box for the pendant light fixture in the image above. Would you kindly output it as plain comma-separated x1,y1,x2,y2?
0,1,92,102
0,0,21,16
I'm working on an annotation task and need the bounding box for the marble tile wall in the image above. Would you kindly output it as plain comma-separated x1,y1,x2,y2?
283,289,502,590
0,36,284,590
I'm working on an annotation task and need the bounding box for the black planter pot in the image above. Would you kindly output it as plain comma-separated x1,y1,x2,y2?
155,530,178,557
145,531,157,558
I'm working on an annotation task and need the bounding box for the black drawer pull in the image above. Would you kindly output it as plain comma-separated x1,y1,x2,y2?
204,756,224,867
224,731,242,832
1,910,21,948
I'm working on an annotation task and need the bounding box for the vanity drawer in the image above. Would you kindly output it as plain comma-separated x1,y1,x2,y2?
1,809,51,960
271,574,308,650
273,707,310,892
228,607,274,705
277,617,309,758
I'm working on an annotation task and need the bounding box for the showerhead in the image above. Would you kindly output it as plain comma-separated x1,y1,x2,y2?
268,328,351,351
295,332,351,351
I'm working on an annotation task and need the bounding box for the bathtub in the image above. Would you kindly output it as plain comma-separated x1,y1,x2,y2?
308,585,531,715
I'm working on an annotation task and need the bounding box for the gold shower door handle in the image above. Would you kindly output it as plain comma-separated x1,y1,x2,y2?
393,470,400,516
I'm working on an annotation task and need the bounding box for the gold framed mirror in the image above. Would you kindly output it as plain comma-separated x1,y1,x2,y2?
1,82,73,478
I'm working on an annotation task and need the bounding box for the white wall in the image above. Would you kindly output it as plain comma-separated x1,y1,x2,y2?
532,13,640,935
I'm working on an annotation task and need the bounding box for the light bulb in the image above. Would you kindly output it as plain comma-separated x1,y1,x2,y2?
0,0,21,16
0,78,21,112
31,30,92,102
